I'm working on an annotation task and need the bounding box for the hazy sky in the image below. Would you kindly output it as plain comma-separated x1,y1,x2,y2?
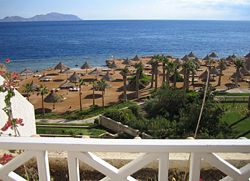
0,0,250,20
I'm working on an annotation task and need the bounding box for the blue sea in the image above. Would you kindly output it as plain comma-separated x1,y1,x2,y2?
0,20,249,72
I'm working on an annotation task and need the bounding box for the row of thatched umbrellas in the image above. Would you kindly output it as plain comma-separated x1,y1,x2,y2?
19,51,250,111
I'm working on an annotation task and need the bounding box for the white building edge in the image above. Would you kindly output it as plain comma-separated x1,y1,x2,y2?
0,75,36,136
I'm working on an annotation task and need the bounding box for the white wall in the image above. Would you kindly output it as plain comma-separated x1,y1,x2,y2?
0,76,36,137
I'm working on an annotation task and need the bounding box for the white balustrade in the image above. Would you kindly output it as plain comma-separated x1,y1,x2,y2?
0,137,250,181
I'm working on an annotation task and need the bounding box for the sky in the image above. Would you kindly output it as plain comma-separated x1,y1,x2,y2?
0,0,250,20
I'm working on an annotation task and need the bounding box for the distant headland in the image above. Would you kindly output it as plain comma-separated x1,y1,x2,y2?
0,12,82,22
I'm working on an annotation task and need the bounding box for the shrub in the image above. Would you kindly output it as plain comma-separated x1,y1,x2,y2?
146,117,179,138
144,88,193,119
128,104,141,118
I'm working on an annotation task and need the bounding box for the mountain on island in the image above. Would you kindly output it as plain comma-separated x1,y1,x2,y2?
0,12,82,22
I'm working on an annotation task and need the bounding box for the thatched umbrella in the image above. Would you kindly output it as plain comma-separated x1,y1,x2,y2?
188,52,196,58
226,55,234,62
68,72,80,83
44,90,63,109
210,67,219,76
54,62,69,73
109,61,118,69
81,62,91,73
174,58,182,65
203,55,210,61
231,54,237,59
216,62,227,71
132,55,140,61
240,66,250,76
102,71,115,82
30,81,39,91
209,52,218,58
122,58,131,65
199,70,211,82
182,55,190,62
20,68,33,79
231,71,244,80
88,68,101,79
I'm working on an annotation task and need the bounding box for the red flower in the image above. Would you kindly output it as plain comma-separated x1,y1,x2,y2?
1,120,11,131
5,58,11,63
0,70,6,76
1,118,24,132
0,153,13,165
11,72,18,79
15,118,24,126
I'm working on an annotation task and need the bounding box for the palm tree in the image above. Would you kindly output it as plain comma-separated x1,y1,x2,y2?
120,67,129,101
191,61,199,86
96,80,109,108
205,56,215,86
92,81,97,106
161,56,168,85
78,78,85,111
148,58,156,88
23,83,33,101
217,58,226,86
172,61,179,89
134,62,144,99
234,59,245,87
37,85,49,116
165,61,175,87
182,60,196,91
152,55,160,90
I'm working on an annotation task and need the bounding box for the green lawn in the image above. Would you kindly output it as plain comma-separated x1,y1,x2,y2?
36,101,136,120
36,127,106,137
36,122,94,126
220,103,250,138
214,92,250,96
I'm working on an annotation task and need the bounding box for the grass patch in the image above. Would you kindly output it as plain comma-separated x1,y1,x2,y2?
36,101,136,120
220,103,250,138
36,126,106,137
36,122,95,126
215,92,250,96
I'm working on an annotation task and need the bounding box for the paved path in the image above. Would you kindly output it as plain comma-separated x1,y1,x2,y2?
226,88,250,93
36,116,98,124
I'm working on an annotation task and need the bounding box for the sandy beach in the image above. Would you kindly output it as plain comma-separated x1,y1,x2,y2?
15,55,250,113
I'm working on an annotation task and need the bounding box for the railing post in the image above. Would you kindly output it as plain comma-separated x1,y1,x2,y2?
189,153,201,181
158,153,169,181
67,152,80,181
36,150,50,181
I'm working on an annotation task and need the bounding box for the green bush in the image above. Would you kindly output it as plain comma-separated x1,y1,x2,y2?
128,104,141,118
127,73,150,90
146,117,179,138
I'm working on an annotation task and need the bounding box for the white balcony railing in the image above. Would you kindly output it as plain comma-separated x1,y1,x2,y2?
0,137,250,181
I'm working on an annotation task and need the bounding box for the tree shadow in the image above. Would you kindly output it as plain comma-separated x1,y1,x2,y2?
35,108,52,114
84,94,102,99
53,79,64,82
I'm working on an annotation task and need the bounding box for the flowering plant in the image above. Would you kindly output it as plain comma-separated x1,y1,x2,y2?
0,153,13,165
0,58,24,136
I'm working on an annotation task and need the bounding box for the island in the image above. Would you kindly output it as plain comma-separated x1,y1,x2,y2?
0,12,82,22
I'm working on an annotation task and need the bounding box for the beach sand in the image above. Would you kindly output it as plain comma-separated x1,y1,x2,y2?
16,56,250,113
